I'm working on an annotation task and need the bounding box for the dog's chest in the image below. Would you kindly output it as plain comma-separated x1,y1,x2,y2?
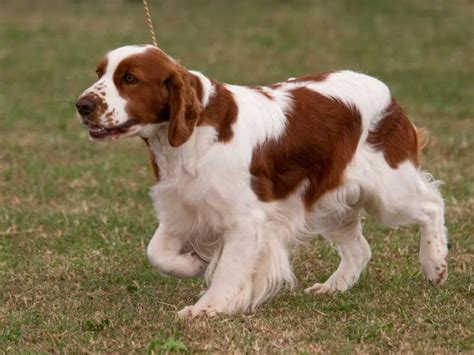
147,127,241,226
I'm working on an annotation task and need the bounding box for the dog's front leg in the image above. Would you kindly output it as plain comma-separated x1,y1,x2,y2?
147,224,207,278
178,221,261,319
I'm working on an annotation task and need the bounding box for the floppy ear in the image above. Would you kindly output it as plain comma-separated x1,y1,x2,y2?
166,71,202,147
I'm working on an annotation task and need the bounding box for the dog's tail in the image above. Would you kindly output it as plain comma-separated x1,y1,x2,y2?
416,127,430,156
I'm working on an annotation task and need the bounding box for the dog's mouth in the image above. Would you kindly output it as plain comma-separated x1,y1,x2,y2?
86,119,140,140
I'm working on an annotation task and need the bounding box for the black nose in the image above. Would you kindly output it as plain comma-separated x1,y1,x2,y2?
76,97,96,116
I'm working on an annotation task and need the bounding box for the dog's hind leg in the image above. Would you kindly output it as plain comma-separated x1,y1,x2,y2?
306,214,371,295
417,192,448,285
366,163,448,285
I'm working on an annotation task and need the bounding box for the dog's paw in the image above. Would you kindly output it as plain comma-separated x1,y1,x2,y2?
305,275,354,295
305,283,337,295
422,260,448,285
177,304,221,320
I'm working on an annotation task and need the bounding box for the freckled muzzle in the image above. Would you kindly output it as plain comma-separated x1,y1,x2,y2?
75,93,140,140
75,92,108,121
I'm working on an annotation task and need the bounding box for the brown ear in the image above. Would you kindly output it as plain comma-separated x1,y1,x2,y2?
166,71,201,147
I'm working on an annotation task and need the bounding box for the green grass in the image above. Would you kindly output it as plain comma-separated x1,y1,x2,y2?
1,0,473,352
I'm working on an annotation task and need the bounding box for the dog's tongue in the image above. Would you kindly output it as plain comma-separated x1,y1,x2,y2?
87,119,141,139
89,124,105,132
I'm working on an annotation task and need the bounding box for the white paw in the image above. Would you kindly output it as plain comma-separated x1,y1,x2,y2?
177,304,221,320
305,275,355,295
421,259,448,285
305,282,336,295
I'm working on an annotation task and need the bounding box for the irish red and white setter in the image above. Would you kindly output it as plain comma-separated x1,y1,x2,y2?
76,45,448,319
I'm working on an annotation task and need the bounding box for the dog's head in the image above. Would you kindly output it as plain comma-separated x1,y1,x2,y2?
76,45,202,146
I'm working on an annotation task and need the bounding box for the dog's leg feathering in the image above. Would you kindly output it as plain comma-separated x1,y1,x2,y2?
178,219,263,319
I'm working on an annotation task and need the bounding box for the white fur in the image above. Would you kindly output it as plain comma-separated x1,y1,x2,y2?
189,70,214,107
85,46,448,318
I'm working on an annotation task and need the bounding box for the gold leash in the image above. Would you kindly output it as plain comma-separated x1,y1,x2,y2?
142,0,158,47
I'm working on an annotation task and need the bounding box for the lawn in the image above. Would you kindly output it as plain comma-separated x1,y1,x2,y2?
0,0,472,353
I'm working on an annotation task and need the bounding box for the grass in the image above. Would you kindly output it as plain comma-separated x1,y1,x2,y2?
0,0,472,352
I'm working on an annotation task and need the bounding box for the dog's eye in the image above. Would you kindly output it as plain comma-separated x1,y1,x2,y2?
96,70,104,78
123,73,138,84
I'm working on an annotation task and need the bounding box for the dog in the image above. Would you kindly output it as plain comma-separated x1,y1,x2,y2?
76,45,448,319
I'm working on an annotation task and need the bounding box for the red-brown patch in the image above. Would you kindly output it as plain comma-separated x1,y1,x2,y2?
268,72,329,89
250,86,273,100
96,58,108,78
142,138,160,182
367,99,419,168
198,82,238,143
189,73,204,103
250,87,362,210
268,83,282,89
292,72,330,83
